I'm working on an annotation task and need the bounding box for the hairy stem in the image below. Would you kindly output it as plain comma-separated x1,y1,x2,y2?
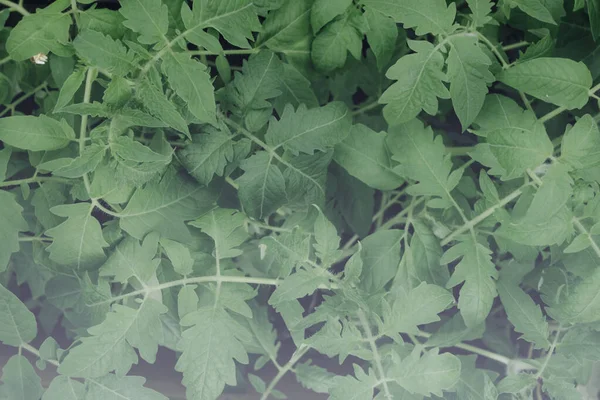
260,344,309,400
358,310,392,400
441,182,531,246
0,82,48,118
535,327,561,379
0,176,72,188
90,275,281,306
0,0,29,15
20,343,59,367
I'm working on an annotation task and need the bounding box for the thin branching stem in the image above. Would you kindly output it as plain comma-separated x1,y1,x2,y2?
0,82,48,118
260,344,309,400
0,0,29,15
358,310,393,400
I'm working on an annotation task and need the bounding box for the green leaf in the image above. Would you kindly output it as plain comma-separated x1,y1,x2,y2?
223,51,283,131
498,163,574,246
442,235,498,328
84,374,168,400
273,63,319,114
178,127,235,185
589,0,600,40
269,268,331,305
0,355,43,400
295,362,337,394
393,348,461,396
387,119,462,204
103,76,132,109
313,207,343,267
560,114,600,171
385,282,454,334
236,152,286,219
498,58,592,109
497,276,550,349
256,0,312,59
556,327,600,362
361,0,456,36
283,150,331,211
162,52,217,125
160,238,194,276
73,30,136,76
137,80,190,137
547,265,600,324
79,8,126,39
408,220,450,286
119,0,169,45
470,94,553,180
446,35,494,129
42,376,85,400
466,0,493,26
364,8,398,70
58,299,167,377
52,143,107,178
333,123,403,191
99,233,160,284
311,0,352,33
379,40,450,125
328,365,378,400
119,168,217,244
496,373,537,394
0,284,37,346
426,313,485,347
6,12,71,61
45,203,109,270
54,67,86,111
265,102,351,155
511,0,558,24
176,306,251,400
311,9,365,72
189,208,247,258
0,115,75,151
0,191,28,272
183,0,261,49
359,229,403,292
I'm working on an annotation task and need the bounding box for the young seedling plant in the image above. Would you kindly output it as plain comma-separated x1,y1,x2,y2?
0,0,599,399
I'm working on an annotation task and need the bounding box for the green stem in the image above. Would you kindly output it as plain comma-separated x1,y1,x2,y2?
0,82,48,118
0,176,71,188
476,32,508,68
414,330,535,369
358,310,392,400
260,344,309,400
535,327,561,379
351,100,380,116
188,48,259,56
502,41,529,51
0,0,29,15
573,218,600,260
18,236,52,243
0,56,12,66
89,275,281,306
539,82,600,123
440,182,531,246
20,343,59,367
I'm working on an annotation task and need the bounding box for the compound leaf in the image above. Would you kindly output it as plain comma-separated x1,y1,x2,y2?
0,284,37,346
58,299,167,378
45,203,109,270
446,35,494,129
176,306,251,400
379,40,449,126
442,235,498,328
265,102,351,155
0,190,28,272
498,58,592,109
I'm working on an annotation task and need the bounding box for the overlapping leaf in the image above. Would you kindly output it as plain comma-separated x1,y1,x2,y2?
379,40,449,126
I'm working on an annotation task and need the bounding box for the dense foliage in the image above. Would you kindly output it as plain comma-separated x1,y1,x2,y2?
0,0,599,398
